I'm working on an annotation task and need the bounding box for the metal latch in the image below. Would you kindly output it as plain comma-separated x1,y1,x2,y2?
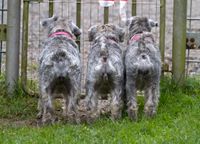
186,31,200,49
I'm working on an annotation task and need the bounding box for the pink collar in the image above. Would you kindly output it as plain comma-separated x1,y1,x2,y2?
48,31,74,40
129,34,142,42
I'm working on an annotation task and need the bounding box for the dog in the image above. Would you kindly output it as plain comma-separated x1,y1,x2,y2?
37,15,82,124
125,16,161,120
84,24,125,122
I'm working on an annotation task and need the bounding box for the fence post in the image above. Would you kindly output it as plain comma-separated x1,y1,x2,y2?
0,0,6,74
21,0,29,88
6,0,21,95
172,0,187,84
76,0,81,50
159,0,166,66
132,0,136,16
49,0,54,17
104,7,109,24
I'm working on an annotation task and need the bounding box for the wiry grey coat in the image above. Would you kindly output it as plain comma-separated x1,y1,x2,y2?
85,24,125,121
38,16,82,124
125,16,161,120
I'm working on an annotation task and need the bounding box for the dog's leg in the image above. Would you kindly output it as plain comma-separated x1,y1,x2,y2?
89,91,99,123
153,83,160,113
85,83,99,123
41,88,56,124
144,82,160,117
126,76,138,121
37,85,44,119
111,80,123,120
63,94,69,118
37,96,43,119
67,89,77,123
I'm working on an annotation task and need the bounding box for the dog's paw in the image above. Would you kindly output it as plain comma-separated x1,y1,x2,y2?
144,106,156,118
36,112,43,119
127,107,138,121
42,116,58,125
111,106,122,120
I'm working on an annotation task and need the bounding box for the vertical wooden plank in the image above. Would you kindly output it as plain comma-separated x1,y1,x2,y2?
159,0,166,66
172,0,187,84
21,0,29,87
0,0,5,74
6,0,21,95
76,0,81,50
104,7,109,24
49,0,54,17
132,0,136,16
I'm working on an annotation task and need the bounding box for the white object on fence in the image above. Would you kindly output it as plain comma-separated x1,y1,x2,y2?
119,0,128,21
99,0,128,22
99,0,115,7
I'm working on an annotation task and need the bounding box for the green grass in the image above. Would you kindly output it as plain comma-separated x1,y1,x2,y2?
0,76,200,144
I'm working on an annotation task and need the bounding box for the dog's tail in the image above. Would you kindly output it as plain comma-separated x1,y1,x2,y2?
100,43,110,79
51,49,70,77
100,43,109,63
51,49,67,62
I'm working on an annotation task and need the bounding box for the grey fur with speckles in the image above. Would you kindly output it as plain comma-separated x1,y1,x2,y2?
84,24,125,122
125,16,161,120
37,15,82,124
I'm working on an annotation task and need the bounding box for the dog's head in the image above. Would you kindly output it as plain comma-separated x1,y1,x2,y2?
88,24,125,42
41,15,81,38
126,16,158,34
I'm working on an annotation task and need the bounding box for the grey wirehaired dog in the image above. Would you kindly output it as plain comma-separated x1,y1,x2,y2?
37,15,82,124
125,16,161,120
85,24,125,121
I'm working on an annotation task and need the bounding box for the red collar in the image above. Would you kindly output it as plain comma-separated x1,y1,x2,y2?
48,31,74,40
129,33,142,44
108,37,118,43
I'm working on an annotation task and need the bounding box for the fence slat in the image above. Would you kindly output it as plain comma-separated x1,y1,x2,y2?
172,0,187,84
159,0,166,65
104,7,109,24
6,0,21,95
132,0,136,16
21,0,29,87
76,0,81,50
49,0,54,17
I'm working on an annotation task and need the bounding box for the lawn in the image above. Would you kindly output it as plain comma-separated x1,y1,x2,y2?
0,76,200,144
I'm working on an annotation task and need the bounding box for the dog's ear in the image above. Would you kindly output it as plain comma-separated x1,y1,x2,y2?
68,20,82,37
115,26,125,42
52,15,58,22
88,25,98,41
126,16,136,26
41,15,58,27
149,19,158,27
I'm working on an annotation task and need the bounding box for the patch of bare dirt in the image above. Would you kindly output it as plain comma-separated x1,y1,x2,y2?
0,118,38,127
